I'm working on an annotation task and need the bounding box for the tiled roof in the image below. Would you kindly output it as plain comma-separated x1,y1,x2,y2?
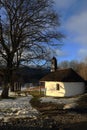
40,68,85,82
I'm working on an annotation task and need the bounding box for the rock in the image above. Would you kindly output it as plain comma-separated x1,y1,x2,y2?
11,108,18,113
0,117,4,122
15,110,21,115
3,117,10,123
63,103,77,110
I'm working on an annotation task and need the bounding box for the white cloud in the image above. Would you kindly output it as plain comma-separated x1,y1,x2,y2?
55,49,68,57
53,0,87,61
54,0,77,10
66,11,87,34
78,48,87,59
75,35,87,45
65,11,87,45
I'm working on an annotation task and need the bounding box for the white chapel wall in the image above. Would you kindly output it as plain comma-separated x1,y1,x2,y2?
45,81,85,97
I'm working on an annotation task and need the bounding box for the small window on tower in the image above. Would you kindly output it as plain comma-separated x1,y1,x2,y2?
56,84,60,90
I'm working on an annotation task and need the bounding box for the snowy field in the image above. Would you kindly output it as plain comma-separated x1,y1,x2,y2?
0,91,39,122
0,89,82,123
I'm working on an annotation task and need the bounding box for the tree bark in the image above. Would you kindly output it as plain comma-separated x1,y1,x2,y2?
10,81,14,92
1,84,9,98
1,55,13,98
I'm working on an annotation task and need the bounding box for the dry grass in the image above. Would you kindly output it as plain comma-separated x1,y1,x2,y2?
76,93,87,111
30,92,87,115
29,90,44,97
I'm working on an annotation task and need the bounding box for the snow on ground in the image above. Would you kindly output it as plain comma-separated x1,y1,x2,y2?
0,91,39,122
40,96,79,104
40,96,80,109
0,89,81,123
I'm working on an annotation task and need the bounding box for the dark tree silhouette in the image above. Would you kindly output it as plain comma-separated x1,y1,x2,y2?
0,0,64,98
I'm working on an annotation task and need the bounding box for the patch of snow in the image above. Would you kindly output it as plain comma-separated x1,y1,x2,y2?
40,97,79,104
0,95,39,122
63,103,78,110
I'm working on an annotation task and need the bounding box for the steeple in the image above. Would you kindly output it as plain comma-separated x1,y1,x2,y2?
51,57,57,72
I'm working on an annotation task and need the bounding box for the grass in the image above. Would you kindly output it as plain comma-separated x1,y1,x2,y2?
30,90,44,108
77,93,87,109
0,96,16,100
29,90,44,97
30,90,64,117
30,95,41,108
30,91,87,116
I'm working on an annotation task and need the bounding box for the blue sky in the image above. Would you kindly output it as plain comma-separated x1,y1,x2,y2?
53,0,87,62
1,0,87,63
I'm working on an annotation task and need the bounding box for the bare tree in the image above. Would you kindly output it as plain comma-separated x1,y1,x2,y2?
77,62,87,80
59,60,69,69
0,0,64,98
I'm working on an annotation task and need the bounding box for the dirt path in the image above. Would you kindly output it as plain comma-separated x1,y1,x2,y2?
30,94,87,128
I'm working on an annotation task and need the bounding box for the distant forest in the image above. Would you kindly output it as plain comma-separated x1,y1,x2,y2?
0,59,87,85
0,66,50,85
59,59,87,80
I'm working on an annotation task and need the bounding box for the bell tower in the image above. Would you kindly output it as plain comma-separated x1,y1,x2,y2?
51,57,57,72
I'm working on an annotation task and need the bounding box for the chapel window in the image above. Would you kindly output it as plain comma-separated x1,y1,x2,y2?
56,84,60,90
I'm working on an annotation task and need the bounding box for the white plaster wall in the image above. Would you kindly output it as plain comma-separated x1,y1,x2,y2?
64,82,85,97
45,82,65,97
45,81,85,97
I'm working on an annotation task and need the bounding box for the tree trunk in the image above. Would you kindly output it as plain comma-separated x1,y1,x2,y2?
1,84,9,98
1,55,13,98
1,70,11,98
10,81,14,92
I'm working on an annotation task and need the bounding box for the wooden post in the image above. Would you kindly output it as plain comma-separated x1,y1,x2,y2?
39,85,41,95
